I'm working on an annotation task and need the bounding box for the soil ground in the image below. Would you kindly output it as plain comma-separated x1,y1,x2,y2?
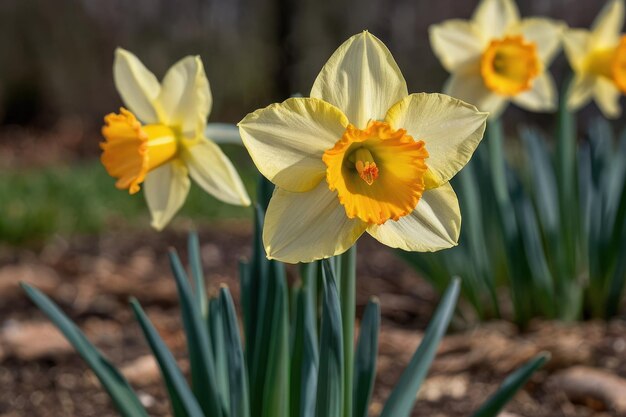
1,224,626,417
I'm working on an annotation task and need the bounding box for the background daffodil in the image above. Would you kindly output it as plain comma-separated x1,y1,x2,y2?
239,32,488,264
429,0,565,119
100,48,251,230
563,0,626,118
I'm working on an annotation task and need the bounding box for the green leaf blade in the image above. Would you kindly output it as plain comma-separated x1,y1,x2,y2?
380,278,460,417
130,298,206,417
220,287,250,417
339,246,356,417
290,286,319,417
188,231,208,320
168,250,223,417
353,298,380,417
316,260,344,417
471,352,550,417
21,283,149,417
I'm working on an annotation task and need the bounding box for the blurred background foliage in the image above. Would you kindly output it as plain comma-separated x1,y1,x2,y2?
0,0,625,245
1,0,622,130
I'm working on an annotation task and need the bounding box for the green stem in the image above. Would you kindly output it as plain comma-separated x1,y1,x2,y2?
487,120,509,208
188,231,208,320
486,119,530,325
300,262,319,340
555,74,582,321
340,245,356,417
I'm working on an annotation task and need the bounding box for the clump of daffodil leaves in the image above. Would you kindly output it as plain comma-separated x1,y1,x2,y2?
100,49,251,230
239,31,488,264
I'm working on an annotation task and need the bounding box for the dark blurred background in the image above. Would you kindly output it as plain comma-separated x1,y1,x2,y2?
0,0,621,243
0,0,615,132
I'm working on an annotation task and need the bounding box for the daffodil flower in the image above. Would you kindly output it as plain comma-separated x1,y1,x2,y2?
100,49,250,230
563,0,626,118
238,32,487,264
429,0,564,118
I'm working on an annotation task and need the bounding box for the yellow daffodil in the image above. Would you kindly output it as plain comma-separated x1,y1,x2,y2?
429,0,565,118
238,32,487,264
101,48,250,230
563,0,626,118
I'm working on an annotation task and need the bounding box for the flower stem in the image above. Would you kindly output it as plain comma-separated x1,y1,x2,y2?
340,245,356,417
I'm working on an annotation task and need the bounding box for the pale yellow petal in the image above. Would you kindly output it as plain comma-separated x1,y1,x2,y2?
180,138,250,206
563,28,591,72
567,74,595,111
143,160,190,231
385,93,487,187
263,182,368,264
113,48,160,123
513,18,566,65
158,56,212,137
238,97,348,193
511,72,557,112
444,72,509,118
310,31,408,129
594,77,622,118
472,0,520,40
429,20,484,73
367,182,461,252
590,0,624,49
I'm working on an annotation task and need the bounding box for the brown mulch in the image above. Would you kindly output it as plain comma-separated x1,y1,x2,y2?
1,224,625,417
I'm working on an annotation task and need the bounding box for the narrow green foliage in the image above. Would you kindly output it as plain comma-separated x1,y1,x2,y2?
520,127,559,239
241,204,268,370
401,108,626,324
509,176,556,317
168,250,223,417
455,159,499,317
555,75,580,319
471,353,549,417
24,176,546,417
25,241,543,417
21,284,149,417
299,261,319,340
209,297,230,412
485,119,532,324
380,278,461,417
316,261,345,417
220,288,250,417
353,298,380,417
260,261,290,417
581,119,626,318
188,231,208,320
244,182,289,417
339,246,356,417
130,298,206,417
257,175,275,212
290,287,319,417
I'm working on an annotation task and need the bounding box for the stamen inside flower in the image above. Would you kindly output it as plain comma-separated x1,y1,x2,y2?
100,108,178,194
480,35,541,96
351,148,379,185
323,121,429,225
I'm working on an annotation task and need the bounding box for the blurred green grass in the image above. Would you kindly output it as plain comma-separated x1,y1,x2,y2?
0,145,257,245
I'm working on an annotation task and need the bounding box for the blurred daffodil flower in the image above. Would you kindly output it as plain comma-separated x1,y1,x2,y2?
429,0,565,118
101,48,250,230
239,32,487,264
564,0,626,118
